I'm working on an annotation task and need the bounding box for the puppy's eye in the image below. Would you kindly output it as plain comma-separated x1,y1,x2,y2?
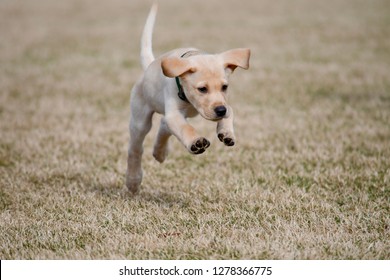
197,87,208,93
222,84,228,92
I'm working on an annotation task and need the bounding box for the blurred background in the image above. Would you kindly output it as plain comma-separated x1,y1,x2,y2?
0,0,389,259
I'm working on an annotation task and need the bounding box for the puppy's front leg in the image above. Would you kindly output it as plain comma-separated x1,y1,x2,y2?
165,112,210,154
217,106,235,146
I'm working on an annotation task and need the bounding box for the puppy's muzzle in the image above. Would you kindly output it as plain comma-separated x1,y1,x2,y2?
214,106,227,118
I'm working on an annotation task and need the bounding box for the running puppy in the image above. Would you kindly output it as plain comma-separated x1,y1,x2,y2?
126,4,251,193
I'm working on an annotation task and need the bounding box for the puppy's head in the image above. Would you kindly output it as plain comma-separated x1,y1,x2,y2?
161,48,250,121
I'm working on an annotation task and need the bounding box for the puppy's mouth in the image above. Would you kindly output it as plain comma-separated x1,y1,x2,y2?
198,106,230,121
204,116,224,122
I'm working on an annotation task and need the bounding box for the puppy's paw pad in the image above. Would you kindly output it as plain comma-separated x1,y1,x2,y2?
190,137,210,154
218,133,235,146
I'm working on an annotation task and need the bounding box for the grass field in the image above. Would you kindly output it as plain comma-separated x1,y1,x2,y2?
0,0,389,259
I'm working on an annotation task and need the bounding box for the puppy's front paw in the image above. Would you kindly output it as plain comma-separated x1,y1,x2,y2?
218,133,235,146
190,137,210,154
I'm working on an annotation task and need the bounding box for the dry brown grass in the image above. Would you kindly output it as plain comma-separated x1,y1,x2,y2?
0,0,389,259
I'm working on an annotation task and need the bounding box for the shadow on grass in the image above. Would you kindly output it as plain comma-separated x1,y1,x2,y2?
136,189,189,207
89,177,189,208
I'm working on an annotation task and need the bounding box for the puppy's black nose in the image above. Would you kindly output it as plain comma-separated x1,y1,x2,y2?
214,106,227,117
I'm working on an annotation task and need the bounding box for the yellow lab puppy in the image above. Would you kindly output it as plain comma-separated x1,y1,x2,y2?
126,4,251,193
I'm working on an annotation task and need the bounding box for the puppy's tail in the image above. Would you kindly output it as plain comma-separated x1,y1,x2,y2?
140,4,158,70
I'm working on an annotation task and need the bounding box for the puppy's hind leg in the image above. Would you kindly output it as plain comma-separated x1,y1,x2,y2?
126,86,153,194
153,117,172,163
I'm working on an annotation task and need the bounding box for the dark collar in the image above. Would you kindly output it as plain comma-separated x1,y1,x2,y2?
175,50,201,103
175,76,188,102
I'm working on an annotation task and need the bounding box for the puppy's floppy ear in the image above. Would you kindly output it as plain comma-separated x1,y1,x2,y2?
221,48,251,72
161,57,196,77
